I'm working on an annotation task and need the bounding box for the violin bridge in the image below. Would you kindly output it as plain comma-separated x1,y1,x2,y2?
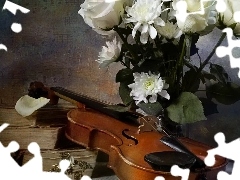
137,116,160,133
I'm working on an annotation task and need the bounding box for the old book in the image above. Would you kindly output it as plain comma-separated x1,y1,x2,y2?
0,126,65,149
22,149,98,179
0,102,74,127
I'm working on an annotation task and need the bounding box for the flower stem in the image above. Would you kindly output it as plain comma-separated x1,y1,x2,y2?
171,36,186,94
120,59,130,69
199,32,226,71
186,32,226,91
113,26,138,62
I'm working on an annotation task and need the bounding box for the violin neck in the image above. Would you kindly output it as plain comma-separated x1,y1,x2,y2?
50,87,139,124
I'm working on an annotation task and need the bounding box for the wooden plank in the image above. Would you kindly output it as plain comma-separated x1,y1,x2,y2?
0,108,32,127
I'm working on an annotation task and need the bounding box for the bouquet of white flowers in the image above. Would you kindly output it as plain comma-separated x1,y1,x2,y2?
79,0,240,125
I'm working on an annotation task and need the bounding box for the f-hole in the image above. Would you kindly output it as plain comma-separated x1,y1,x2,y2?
122,129,138,146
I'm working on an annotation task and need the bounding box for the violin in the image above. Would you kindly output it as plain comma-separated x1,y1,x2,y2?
28,82,227,180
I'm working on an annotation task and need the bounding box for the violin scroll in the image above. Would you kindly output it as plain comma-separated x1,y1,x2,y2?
28,81,59,104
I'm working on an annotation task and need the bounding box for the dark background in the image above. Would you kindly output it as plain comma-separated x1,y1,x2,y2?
1,0,240,146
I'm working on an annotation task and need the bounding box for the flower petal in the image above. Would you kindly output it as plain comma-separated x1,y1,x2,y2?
141,23,149,34
154,17,165,26
149,25,157,39
140,32,149,44
15,95,50,117
158,90,170,100
132,22,141,38
149,94,157,103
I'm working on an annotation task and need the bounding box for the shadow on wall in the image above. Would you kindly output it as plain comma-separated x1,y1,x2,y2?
187,28,240,146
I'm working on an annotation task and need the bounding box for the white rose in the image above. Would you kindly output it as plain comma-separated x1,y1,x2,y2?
96,37,122,68
173,0,216,33
218,0,240,36
79,0,124,35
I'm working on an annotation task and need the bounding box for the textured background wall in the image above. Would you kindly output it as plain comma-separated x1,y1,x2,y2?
0,0,122,107
1,0,240,146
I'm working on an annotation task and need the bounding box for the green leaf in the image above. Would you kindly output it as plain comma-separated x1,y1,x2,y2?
166,92,206,124
105,104,130,112
182,67,200,93
137,102,163,116
119,82,133,106
116,68,133,83
200,70,217,84
210,63,229,84
199,98,218,116
206,82,240,105
229,23,237,30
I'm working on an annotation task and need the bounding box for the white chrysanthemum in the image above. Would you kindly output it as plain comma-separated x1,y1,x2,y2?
125,0,170,44
128,72,170,104
156,21,182,39
15,95,50,117
96,37,122,68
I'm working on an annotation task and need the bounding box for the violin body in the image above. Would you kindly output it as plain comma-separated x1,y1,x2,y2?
27,82,227,180
66,108,227,180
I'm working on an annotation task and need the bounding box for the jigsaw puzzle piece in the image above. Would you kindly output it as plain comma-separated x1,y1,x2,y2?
234,11,240,22
217,171,232,180
0,123,9,132
58,159,70,174
204,132,226,167
0,140,20,176
2,1,30,34
38,159,72,180
204,132,238,165
11,23,22,33
81,175,93,180
0,44,7,51
175,0,188,22
215,0,227,13
205,132,240,179
216,28,240,78
0,0,30,51
217,161,240,180
21,142,43,173
170,165,190,180
3,0,30,15
154,176,165,180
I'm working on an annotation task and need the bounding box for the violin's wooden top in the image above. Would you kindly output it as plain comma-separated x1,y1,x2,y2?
66,108,227,180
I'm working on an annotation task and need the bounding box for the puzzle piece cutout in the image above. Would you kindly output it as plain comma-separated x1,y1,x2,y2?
154,165,190,180
216,28,240,78
154,176,165,180
0,0,30,51
170,165,190,180
205,132,240,180
175,0,227,24
175,0,212,23
234,11,240,23
3,0,30,15
215,0,227,13
0,123,92,180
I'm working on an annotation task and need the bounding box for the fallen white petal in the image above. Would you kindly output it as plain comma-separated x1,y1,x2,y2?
15,95,50,117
